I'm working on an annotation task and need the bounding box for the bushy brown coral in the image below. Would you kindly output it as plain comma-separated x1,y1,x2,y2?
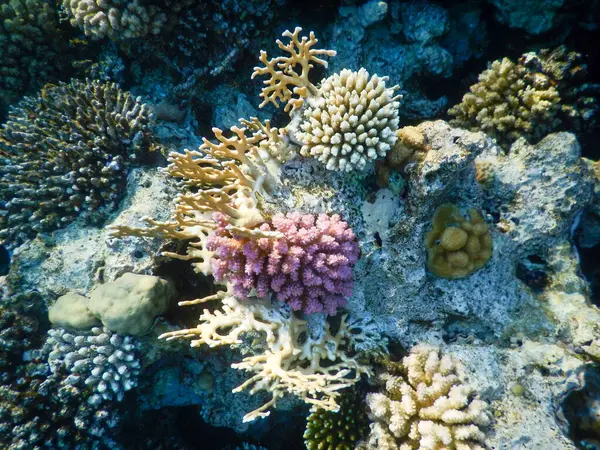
425,204,492,279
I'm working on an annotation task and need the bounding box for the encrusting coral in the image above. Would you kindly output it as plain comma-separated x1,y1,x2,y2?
208,212,360,315
425,204,493,279
159,291,385,422
0,79,154,249
0,0,73,114
360,345,491,450
303,389,370,450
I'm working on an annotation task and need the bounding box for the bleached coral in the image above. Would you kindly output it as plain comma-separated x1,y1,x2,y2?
46,326,141,406
61,0,169,40
294,68,401,171
362,345,490,450
159,291,380,422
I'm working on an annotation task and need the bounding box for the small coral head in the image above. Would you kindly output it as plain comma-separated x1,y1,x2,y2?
206,212,360,315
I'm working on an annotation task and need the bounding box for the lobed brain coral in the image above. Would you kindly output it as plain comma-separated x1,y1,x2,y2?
0,79,154,249
425,204,493,279
361,345,491,450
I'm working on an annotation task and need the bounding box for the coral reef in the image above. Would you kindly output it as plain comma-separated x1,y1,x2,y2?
425,204,493,279
361,345,491,450
46,326,141,405
304,389,369,450
207,212,360,315
159,292,383,422
0,0,72,115
0,79,154,250
487,0,564,34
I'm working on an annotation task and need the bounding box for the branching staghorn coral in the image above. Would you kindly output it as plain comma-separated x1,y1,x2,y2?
0,79,154,249
159,291,382,422
361,345,491,450
253,27,402,172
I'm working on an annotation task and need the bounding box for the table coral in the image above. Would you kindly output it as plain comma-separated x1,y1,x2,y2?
425,204,493,279
207,211,360,315
0,79,154,249
361,345,491,450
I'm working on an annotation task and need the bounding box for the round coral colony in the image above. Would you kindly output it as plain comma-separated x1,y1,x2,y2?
425,204,493,279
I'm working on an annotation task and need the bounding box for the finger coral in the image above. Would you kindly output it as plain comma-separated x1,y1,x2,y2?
295,68,401,172
207,211,360,315
425,204,493,279
448,57,560,147
0,79,154,249
61,0,189,40
361,345,491,450
160,291,380,422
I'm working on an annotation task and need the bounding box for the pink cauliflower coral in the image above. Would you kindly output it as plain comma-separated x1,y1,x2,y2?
207,212,360,315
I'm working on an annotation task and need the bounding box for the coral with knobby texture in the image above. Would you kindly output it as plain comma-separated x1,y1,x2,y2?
110,119,288,277
0,79,154,249
0,302,40,383
295,68,401,172
425,204,493,279
61,0,183,40
160,291,384,422
0,0,72,114
46,326,141,406
87,273,176,336
377,125,429,187
448,57,560,146
303,389,370,450
252,27,337,114
361,345,491,450
207,212,360,315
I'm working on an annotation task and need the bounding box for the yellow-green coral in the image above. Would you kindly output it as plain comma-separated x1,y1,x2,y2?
304,390,369,450
425,204,493,279
448,57,560,146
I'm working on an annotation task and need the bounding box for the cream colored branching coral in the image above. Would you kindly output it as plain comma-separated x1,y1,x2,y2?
61,0,168,40
109,119,285,275
252,27,337,113
252,28,402,172
159,291,382,422
361,345,491,450
296,68,401,171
